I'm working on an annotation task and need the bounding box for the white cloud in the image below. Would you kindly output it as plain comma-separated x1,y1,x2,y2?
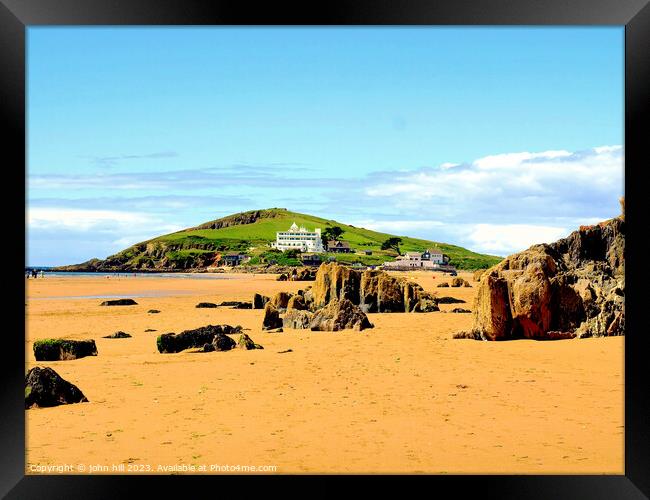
26,207,185,265
465,223,570,255
593,145,621,154
358,145,623,256
473,150,572,170
27,207,182,238
27,208,152,231
365,145,623,216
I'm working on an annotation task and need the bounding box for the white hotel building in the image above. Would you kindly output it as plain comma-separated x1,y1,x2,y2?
272,222,325,253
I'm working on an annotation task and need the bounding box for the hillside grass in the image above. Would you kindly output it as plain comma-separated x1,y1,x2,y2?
150,209,502,270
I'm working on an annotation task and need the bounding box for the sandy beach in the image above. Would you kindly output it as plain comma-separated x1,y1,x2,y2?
25,271,624,474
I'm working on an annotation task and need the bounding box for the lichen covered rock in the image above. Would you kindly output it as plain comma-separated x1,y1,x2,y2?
33,339,98,361
237,333,263,350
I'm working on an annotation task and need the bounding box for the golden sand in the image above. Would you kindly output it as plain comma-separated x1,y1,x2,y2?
25,271,624,474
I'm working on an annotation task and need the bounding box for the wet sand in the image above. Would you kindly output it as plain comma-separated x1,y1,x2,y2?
25,271,624,474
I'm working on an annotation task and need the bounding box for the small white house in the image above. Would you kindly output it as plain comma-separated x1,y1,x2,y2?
272,222,325,253
383,248,448,270
422,248,445,264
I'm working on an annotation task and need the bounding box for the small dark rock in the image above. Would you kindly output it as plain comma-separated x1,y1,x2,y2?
451,277,468,287
103,331,132,339
453,330,484,340
450,308,471,314
100,298,138,306
219,301,252,309
25,367,88,409
157,324,242,353
147,309,161,314
196,302,218,308
144,329,157,332
436,296,466,304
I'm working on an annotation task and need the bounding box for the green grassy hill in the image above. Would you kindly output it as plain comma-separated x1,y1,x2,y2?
57,208,503,271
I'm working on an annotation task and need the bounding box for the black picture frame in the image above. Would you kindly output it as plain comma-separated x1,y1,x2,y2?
3,0,648,498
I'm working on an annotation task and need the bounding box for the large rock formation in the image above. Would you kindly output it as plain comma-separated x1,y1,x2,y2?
261,263,443,331
462,215,624,341
25,367,88,409
309,298,373,332
157,324,242,353
33,339,98,361
311,262,439,313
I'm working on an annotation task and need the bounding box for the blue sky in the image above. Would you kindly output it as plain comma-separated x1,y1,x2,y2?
27,27,624,266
